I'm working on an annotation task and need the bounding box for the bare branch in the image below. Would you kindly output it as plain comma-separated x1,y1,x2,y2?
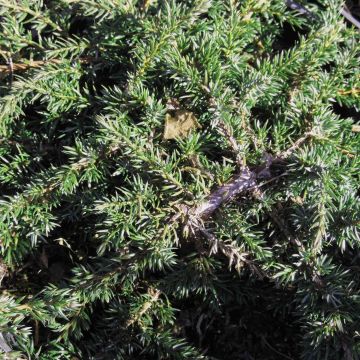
216,119,245,167
341,6,360,30
191,168,256,219
0,57,95,75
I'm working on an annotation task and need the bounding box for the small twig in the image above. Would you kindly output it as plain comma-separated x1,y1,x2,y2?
7,56,13,86
341,6,360,30
200,228,248,272
338,88,360,96
270,202,304,249
0,57,95,75
126,288,160,327
199,226,265,278
0,332,12,353
277,131,314,159
251,191,325,288
217,119,245,168
285,0,317,21
286,0,360,30
34,320,39,346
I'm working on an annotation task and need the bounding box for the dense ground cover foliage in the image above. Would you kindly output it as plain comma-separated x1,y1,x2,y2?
0,0,359,359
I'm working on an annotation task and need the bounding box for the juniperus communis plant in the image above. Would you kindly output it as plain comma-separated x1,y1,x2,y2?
0,0,359,359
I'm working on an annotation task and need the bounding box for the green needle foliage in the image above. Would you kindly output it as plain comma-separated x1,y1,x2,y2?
0,0,359,359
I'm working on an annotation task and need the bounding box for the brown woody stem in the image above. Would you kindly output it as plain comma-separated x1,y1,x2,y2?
0,57,94,75
191,168,256,219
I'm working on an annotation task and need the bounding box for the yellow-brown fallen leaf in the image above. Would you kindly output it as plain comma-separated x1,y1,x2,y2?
352,125,360,132
163,110,201,140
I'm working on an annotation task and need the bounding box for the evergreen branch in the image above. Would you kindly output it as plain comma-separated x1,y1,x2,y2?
0,1,358,358
186,129,315,224
130,0,211,83
199,226,264,278
61,0,137,18
0,0,62,32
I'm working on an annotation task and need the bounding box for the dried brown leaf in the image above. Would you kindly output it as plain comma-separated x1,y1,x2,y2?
163,110,201,140
352,124,360,132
